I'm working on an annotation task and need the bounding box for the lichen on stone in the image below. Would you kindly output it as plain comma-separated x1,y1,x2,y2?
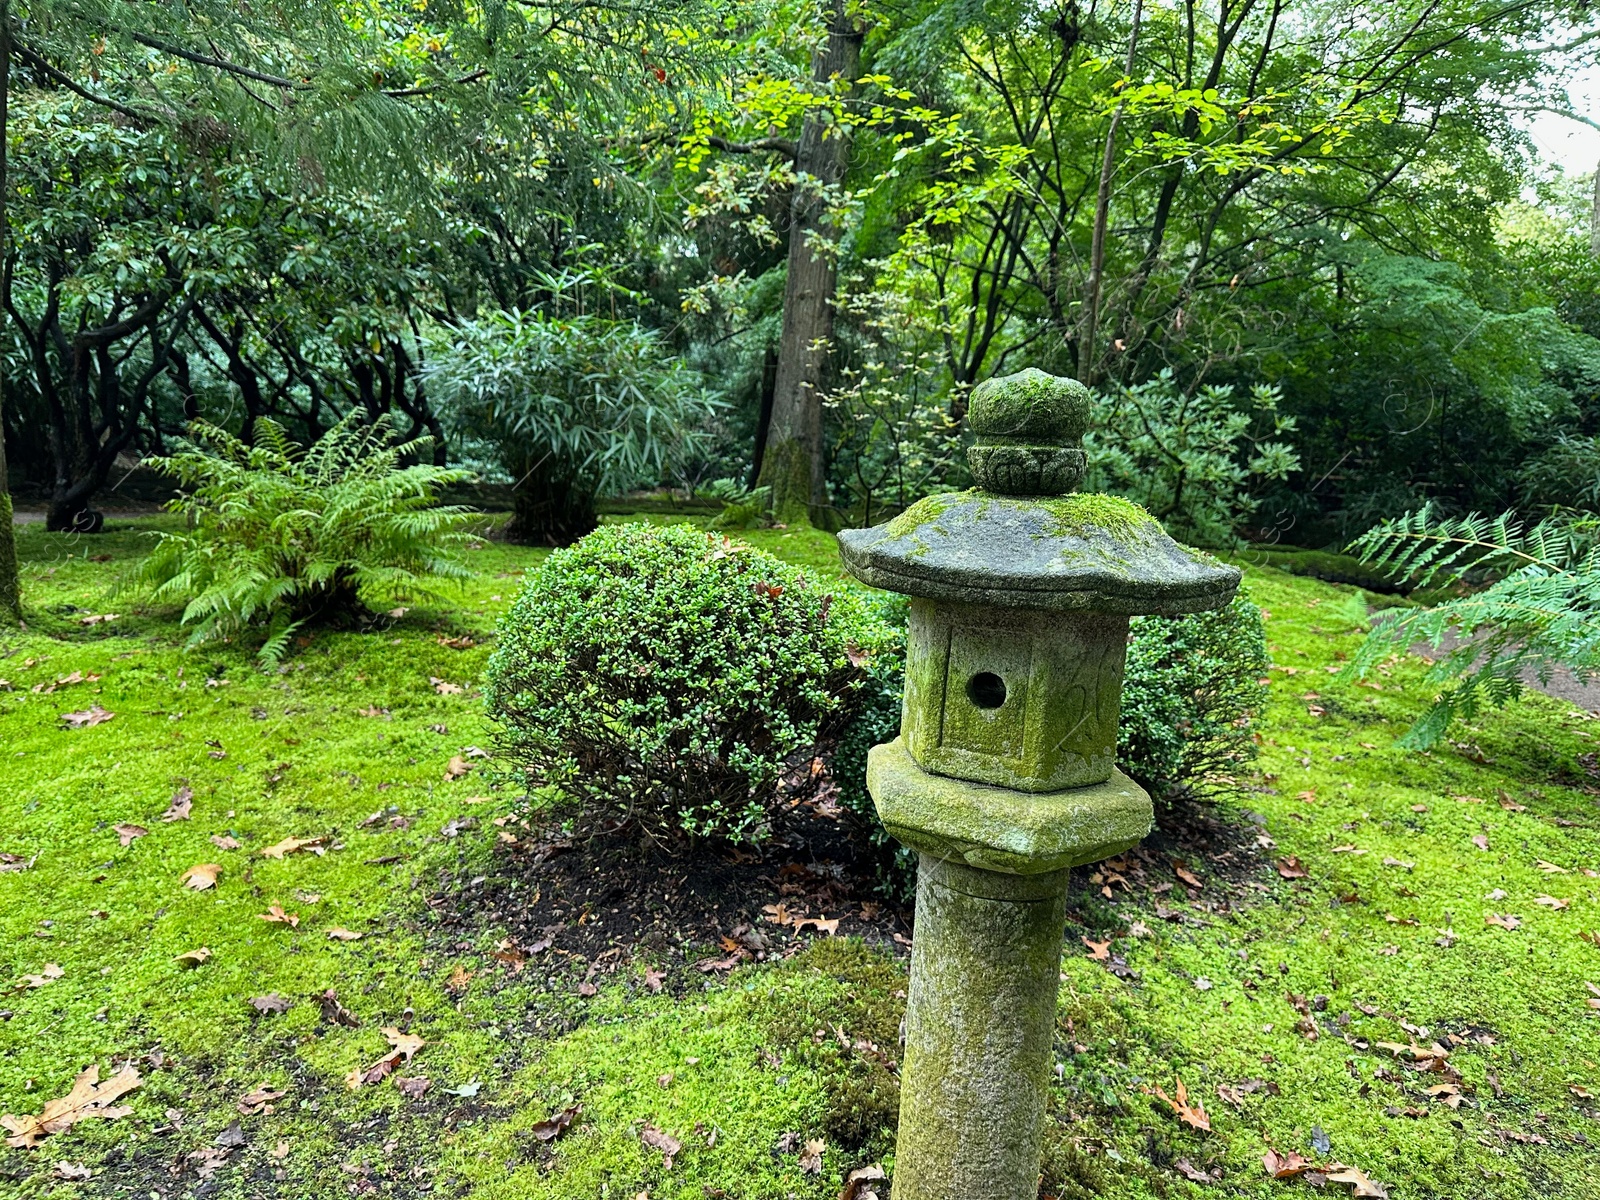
883,490,981,541
1032,493,1158,542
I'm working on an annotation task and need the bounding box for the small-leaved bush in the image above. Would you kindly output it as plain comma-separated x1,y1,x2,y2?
139,415,473,662
1117,593,1270,802
485,523,900,843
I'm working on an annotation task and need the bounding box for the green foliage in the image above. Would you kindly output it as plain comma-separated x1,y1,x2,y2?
1518,435,1600,511
483,523,899,843
1265,249,1600,539
703,479,775,530
1348,506,1600,747
423,310,719,541
1119,594,1271,802
7,517,1600,1198
1084,371,1300,548
137,415,473,662
0,489,17,623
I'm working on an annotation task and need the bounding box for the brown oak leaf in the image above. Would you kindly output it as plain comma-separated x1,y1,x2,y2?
1,1064,142,1148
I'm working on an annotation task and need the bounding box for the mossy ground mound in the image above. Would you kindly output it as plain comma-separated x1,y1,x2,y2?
2,514,1598,1198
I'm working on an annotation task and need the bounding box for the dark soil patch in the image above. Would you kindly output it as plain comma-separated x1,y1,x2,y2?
427,806,914,1000
1063,792,1279,943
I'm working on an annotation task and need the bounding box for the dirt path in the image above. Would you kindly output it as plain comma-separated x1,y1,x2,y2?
1412,629,1600,713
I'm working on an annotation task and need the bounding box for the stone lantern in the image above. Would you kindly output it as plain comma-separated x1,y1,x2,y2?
837,368,1241,1200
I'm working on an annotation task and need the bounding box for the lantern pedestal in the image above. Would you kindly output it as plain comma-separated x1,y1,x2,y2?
866,738,1151,875
894,854,1070,1200
867,740,1151,1200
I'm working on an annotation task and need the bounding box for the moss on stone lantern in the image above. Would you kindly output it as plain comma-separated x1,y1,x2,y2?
837,367,1241,1200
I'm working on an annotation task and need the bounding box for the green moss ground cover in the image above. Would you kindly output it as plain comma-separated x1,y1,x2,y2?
0,515,1597,1198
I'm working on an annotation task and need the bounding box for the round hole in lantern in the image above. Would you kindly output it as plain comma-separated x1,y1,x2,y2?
966,671,1007,710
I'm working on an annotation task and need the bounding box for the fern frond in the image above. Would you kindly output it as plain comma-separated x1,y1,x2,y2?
137,415,474,662
1347,507,1599,746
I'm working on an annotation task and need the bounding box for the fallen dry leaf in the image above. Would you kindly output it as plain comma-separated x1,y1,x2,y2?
258,905,300,928
180,863,221,891
530,1104,581,1142
174,947,212,968
1485,913,1522,931
248,994,290,1016
1471,835,1489,852
210,834,241,850
1326,1163,1389,1198
643,968,666,994
437,635,476,650
343,1029,421,1091
447,964,473,992
53,1161,92,1180
1276,856,1309,880
326,928,364,942
1172,860,1204,889
0,852,34,873
113,823,148,847
1264,1149,1314,1178
162,787,193,822
320,990,361,1028
237,1085,287,1115
1534,895,1570,910
838,1164,887,1200
799,1136,825,1174
346,1054,401,1090
1175,1158,1215,1183
641,1123,682,1169
444,756,472,781
2,1064,143,1148
396,1077,431,1099
1149,1077,1210,1131
794,917,839,936
430,677,464,696
260,836,325,860
1538,861,1570,874
1082,937,1111,961
15,963,64,991
60,706,115,729
383,1027,424,1062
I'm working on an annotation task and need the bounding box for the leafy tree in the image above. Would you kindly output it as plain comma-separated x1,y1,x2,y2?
422,308,719,541
0,0,16,621
1085,371,1300,548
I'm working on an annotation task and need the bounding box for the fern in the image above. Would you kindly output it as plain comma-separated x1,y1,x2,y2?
1346,505,1600,746
137,414,475,664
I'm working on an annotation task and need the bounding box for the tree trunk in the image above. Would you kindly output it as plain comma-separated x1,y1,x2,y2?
1077,0,1142,386
756,1,864,524
1591,159,1599,257
747,341,779,491
0,0,18,622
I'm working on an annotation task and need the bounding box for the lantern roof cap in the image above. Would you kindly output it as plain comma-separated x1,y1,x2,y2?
838,369,1241,614
838,490,1240,616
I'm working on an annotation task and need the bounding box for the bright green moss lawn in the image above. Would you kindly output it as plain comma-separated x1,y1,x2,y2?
1,515,1598,1199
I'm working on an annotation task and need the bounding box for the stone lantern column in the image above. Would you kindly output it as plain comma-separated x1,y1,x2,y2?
837,369,1241,1200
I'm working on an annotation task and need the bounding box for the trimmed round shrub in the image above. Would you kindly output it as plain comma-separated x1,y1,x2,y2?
485,523,900,842
1116,591,1269,802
